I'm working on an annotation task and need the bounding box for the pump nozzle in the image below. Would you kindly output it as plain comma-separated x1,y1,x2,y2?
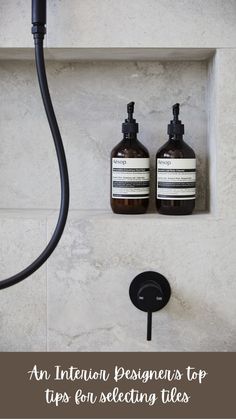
122,101,139,134
173,103,180,122
127,101,135,121
168,103,184,136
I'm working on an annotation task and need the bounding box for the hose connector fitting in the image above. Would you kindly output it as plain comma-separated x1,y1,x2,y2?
32,0,46,40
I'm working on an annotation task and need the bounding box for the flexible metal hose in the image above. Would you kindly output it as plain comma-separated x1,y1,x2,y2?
0,36,70,289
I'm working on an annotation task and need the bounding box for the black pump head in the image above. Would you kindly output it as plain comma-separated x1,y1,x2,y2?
127,101,135,119
122,101,139,134
173,103,179,122
168,103,184,136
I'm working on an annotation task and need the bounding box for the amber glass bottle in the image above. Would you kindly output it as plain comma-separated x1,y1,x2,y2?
156,104,196,215
111,102,150,214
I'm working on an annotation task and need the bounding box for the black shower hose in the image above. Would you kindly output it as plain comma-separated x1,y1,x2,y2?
0,37,70,290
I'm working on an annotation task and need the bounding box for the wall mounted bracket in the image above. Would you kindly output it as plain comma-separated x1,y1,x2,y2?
129,271,171,341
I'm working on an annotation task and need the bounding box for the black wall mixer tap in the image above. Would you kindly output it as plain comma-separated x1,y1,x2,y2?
129,272,171,341
0,0,70,290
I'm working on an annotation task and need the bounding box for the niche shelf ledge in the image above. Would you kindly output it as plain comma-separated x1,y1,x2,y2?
0,47,215,62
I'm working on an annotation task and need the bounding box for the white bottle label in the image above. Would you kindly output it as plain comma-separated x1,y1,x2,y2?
112,158,150,199
157,158,196,200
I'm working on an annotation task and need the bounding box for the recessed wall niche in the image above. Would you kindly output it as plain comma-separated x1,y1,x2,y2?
0,58,209,212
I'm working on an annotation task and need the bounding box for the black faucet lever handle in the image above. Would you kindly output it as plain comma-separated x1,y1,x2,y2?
147,311,152,341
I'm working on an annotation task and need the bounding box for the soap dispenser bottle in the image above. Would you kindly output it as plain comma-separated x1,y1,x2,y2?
156,103,196,215
111,102,150,214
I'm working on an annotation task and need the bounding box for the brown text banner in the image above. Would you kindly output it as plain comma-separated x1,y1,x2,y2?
0,352,235,418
